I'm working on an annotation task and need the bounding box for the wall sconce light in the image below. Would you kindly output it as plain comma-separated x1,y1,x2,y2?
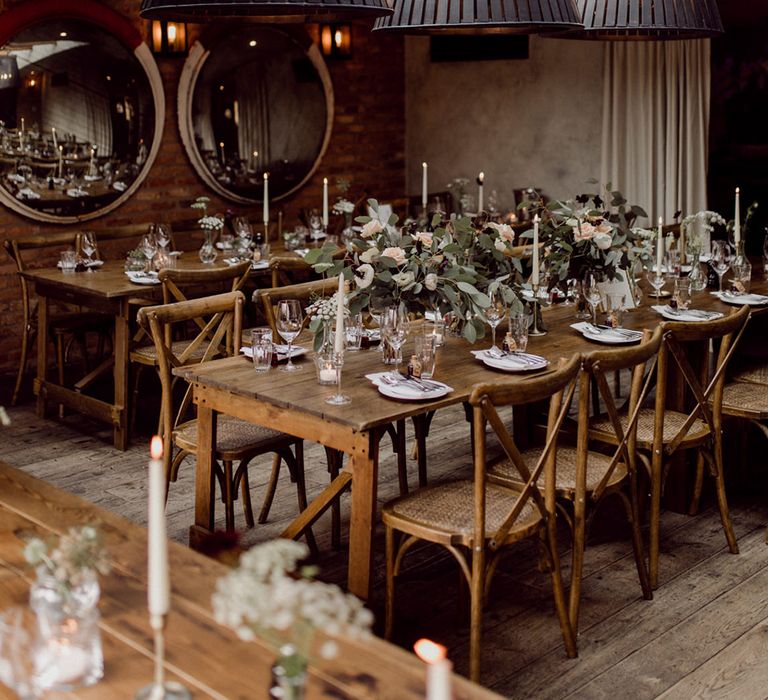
149,20,187,56
320,24,352,59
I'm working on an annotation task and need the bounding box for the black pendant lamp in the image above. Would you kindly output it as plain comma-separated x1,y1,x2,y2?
140,0,392,22
372,0,581,34
555,0,724,40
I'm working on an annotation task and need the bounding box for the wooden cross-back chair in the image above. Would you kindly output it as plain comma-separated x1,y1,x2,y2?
384,356,582,682
3,233,111,406
254,277,339,338
138,291,315,545
590,305,751,589
492,328,662,635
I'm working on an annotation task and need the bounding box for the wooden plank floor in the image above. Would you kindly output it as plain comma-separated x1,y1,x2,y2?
2,382,768,699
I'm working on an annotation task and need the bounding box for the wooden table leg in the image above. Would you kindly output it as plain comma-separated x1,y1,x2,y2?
35,295,48,418
112,299,130,451
347,431,380,601
190,402,218,550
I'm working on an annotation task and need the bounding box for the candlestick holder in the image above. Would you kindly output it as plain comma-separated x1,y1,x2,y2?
528,286,547,336
134,615,191,700
325,351,351,405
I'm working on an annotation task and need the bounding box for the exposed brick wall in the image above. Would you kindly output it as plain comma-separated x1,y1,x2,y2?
0,1,405,378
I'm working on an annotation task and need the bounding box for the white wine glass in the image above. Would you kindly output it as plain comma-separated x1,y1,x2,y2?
80,231,97,270
140,231,158,271
711,240,732,293
585,276,602,326
153,223,172,250
276,299,303,372
484,290,506,351
381,306,408,378
645,268,665,299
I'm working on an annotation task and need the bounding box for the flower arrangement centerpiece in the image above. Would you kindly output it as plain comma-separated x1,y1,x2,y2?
191,196,224,263
681,210,726,256
531,184,651,285
212,540,373,699
305,200,525,342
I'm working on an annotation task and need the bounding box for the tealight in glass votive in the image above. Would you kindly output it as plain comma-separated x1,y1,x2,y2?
314,351,337,385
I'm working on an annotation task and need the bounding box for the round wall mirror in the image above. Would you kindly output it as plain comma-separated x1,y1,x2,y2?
179,26,333,203
0,3,163,223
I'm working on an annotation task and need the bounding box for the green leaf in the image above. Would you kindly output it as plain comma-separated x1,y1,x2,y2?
303,248,325,264
463,322,477,343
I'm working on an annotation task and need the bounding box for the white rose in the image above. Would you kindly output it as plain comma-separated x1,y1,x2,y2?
359,247,379,264
381,246,407,265
494,239,507,253
354,264,375,289
595,221,613,236
392,271,414,287
593,233,613,250
424,273,438,291
573,221,596,241
360,220,384,239
488,221,515,243
414,231,433,247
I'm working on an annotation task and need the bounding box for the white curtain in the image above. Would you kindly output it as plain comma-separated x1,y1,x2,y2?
600,40,710,224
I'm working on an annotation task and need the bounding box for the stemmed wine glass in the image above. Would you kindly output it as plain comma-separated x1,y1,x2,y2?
645,267,666,299
380,306,408,378
484,290,506,351
585,276,602,326
276,299,303,372
308,209,324,241
141,231,158,272
762,229,768,276
711,240,732,293
153,223,172,251
80,231,97,270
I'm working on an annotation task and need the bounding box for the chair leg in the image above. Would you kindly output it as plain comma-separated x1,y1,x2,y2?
620,480,652,601
286,442,318,555
130,364,145,436
324,447,343,550
649,451,663,590
55,333,66,419
413,414,430,488
11,327,33,406
689,450,706,516
708,446,739,554
543,520,578,660
223,460,235,531
384,524,395,640
393,421,409,496
240,464,255,528
468,547,486,683
567,497,586,634
258,453,282,524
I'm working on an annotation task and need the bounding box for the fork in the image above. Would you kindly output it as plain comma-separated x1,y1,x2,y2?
379,374,433,392
486,347,542,365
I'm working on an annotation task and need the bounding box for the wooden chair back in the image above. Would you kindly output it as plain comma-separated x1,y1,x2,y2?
579,326,663,500
254,277,339,337
137,291,245,466
468,354,581,550
656,305,751,455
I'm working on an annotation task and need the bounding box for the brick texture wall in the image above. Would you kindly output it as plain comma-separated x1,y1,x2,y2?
0,0,405,379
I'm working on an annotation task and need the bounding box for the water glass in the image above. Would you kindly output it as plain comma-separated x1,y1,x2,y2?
276,300,303,372
381,306,408,375
508,313,529,353
673,278,692,310
414,332,437,379
0,606,44,698
731,261,752,295
604,294,626,328
665,249,681,278
250,327,273,372
60,250,77,273
345,313,363,351
430,314,445,347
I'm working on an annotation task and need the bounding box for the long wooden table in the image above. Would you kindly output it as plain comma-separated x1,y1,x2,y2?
20,248,312,450
0,460,500,700
177,272,768,601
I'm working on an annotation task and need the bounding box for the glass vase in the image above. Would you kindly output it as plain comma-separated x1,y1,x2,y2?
688,251,708,291
199,229,218,264
269,645,306,700
29,569,103,691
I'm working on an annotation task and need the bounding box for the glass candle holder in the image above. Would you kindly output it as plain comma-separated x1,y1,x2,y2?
314,352,337,385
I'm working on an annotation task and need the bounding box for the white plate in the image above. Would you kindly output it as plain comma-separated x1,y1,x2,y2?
240,345,308,362
474,350,548,372
125,271,160,285
57,259,104,269
252,260,269,270
571,322,642,345
652,305,723,322
716,292,768,306
377,381,451,401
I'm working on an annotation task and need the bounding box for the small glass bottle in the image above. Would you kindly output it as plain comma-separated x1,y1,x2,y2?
407,354,422,378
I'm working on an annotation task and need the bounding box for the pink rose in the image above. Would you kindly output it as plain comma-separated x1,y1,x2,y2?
573,222,596,241
488,221,515,243
381,246,407,265
360,220,384,239
414,231,433,247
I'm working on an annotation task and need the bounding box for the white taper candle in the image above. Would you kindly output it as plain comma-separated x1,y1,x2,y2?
734,187,741,245
657,217,664,272
477,172,484,214
414,639,451,700
422,162,428,209
532,215,540,286
148,436,169,618
323,177,329,228
334,273,345,354
263,173,269,227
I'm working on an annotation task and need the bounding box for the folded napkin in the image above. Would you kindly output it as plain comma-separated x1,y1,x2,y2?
715,291,768,306
470,349,547,368
241,345,307,359
294,248,310,257
84,175,102,182
16,187,40,200
571,322,642,341
652,305,723,322
112,181,127,192
66,188,87,198
365,372,452,397
6,173,25,184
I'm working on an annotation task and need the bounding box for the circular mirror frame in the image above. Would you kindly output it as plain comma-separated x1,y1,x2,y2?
0,0,165,224
178,26,334,204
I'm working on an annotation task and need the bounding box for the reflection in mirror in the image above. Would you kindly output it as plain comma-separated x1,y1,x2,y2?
184,27,332,202
0,19,156,219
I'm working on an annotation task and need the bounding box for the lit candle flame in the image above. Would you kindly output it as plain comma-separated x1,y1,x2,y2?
150,435,163,460
414,639,446,664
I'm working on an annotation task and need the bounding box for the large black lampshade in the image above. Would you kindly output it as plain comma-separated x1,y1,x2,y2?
372,0,581,34
140,0,392,21
556,0,724,40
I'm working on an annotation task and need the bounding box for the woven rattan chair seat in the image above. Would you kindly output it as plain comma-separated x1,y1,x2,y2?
131,340,210,364
732,362,768,387
720,382,768,420
590,408,708,446
489,447,627,495
174,415,292,457
383,480,540,545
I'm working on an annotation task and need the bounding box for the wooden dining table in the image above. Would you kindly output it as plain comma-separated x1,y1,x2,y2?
0,459,501,700
177,269,768,601
20,246,313,450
